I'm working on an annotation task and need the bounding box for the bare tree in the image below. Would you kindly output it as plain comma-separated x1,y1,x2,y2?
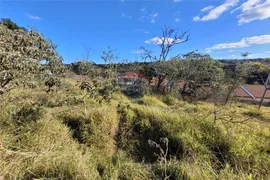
81,44,93,63
141,26,190,91
259,73,270,109
249,59,270,109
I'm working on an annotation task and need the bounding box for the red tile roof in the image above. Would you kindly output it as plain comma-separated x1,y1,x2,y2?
235,85,270,102
120,72,146,79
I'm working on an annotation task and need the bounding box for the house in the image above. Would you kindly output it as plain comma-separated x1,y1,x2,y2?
235,85,270,103
118,72,147,86
119,72,270,103
119,72,170,87
118,72,148,95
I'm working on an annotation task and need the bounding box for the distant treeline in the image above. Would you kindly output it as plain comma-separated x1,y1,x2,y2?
65,58,268,85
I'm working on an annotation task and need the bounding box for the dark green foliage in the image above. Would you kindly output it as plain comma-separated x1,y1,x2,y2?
0,19,64,92
71,60,101,78
0,18,27,31
79,81,92,92
224,63,250,103
139,63,156,85
45,77,61,93
179,52,224,100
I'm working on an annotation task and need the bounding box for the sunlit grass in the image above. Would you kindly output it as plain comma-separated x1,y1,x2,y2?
0,80,269,179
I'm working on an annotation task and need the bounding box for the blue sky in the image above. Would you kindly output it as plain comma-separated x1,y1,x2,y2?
0,0,270,63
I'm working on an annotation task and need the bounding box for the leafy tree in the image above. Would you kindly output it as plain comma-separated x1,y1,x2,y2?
0,19,64,92
0,18,27,31
71,60,101,78
139,59,185,94
223,63,249,104
141,26,190,92
139,63,156,85
179,52,224,99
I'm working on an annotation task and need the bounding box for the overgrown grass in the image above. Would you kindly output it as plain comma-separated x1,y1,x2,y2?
0,78,269,179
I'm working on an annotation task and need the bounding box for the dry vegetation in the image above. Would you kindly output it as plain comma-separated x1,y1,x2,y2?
0,77,269,180
1,18,270,180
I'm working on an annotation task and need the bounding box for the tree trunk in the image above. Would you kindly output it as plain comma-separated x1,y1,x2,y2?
225,86,234,105
181,81,188,96
156,75,164,91
259,74,270,109
259,88,267,109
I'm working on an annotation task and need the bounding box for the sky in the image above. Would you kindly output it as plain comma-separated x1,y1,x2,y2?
0,0,270,64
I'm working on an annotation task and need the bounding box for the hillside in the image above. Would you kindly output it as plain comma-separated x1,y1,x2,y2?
0,77,269,179
1,16,270,180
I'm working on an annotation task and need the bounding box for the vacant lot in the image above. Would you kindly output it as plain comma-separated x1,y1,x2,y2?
0,77,269,180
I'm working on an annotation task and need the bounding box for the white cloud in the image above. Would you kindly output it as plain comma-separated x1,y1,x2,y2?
173,0,182,2
237,0,270,24
245,35,270,44
121,13,132,20
193,16,200,21
228,49,235,52
175,18,180,22
193,0,239,21
201,6,214,12
131,49,145,54
144,31,149,34
206,40,246,50
206,34,270,51
152,13,158,18
25,13,42,20
249,53,264,57
139,8,159,23
145,37,184,45
151,19,156,23
150,13,158,23
232,0,262,12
